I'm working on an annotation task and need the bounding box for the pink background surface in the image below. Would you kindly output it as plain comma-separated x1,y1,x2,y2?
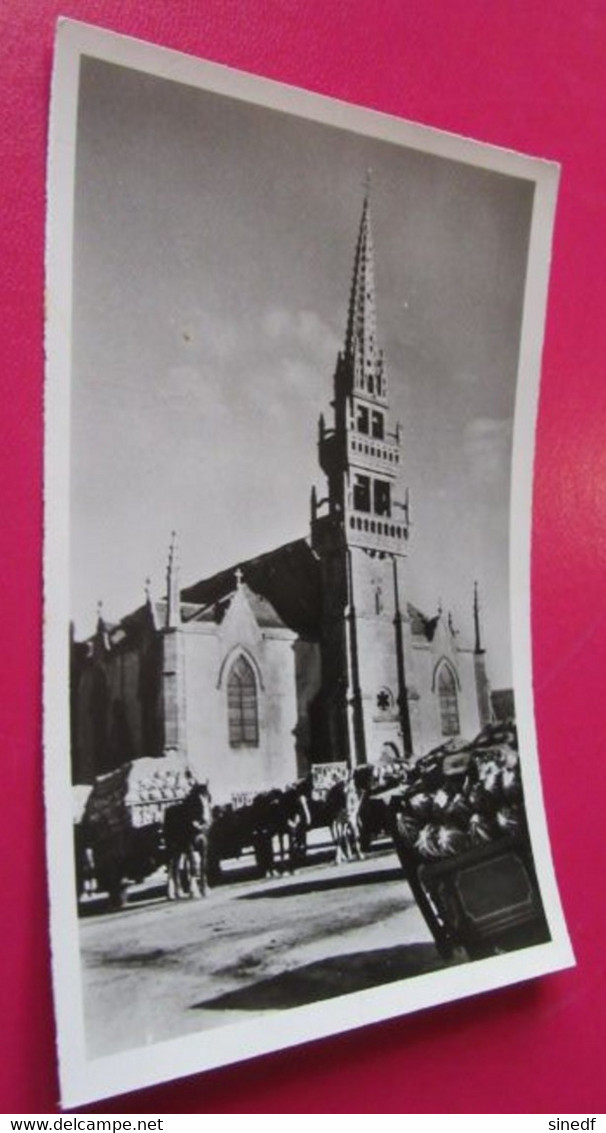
1,0,604,1113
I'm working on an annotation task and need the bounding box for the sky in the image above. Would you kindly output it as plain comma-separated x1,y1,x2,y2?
70,56,535,687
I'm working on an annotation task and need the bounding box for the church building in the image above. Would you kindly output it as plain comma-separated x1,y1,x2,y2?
71,190,493,801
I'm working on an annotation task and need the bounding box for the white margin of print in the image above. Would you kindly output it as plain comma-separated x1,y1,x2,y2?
44,18,575,1108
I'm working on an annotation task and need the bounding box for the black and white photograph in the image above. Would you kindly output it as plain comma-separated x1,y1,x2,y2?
45,21,573,1107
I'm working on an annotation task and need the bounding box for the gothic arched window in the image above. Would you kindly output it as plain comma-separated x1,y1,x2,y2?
437,663,460,737
227,654,259,748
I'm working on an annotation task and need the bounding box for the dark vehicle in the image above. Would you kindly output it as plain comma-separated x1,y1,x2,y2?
390,723,550,959
82,756,197,907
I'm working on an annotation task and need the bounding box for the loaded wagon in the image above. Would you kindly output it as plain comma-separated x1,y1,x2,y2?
397,832,549,960
82,755,197,907
390,725,550,960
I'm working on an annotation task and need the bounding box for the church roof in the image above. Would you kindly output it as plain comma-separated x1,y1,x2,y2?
188,582,287,630
78,561,450,652
181,538,322,638
75,539,321,653
238,584,288,629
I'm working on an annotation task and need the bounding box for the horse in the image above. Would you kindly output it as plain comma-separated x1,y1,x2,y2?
164,781,213,899
251,789,287,877
250,783,312,877
327,774,365,864
282,782,312,872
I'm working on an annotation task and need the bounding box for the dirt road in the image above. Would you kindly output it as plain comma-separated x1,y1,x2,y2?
80,849,452,1058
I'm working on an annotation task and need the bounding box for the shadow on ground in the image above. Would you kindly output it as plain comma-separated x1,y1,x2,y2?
78,885,168,917
237,866,405,901
191,942,455,1012
78,850,373,917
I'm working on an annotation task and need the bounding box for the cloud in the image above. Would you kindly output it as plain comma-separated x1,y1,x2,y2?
250,305,342,420
159,364,205,409
463,416,512,483
262,305,340,359
452,368,480,388
155,304,341,445
262,306,291,340
170,307,237,361
161,364,231,423
282,357,322,394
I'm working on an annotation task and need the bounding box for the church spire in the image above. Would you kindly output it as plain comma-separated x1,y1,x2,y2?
312,179,411,770
344,175,385,401
473,580,484,654
166,531,181,628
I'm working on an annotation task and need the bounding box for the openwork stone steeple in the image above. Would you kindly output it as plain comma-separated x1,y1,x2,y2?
343,180,387,404
312,183,413,767
314,183,408,556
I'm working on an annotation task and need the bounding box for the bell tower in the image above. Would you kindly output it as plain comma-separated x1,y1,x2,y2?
311,182,415,766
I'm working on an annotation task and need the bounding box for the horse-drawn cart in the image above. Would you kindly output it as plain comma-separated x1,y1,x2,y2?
82,755,197,906
397,833,549,960
390,725,550,960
